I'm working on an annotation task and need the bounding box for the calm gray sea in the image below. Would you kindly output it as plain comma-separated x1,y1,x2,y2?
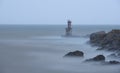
0,25,120,73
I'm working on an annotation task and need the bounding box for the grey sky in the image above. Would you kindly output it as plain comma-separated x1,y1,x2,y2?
0,0,120,24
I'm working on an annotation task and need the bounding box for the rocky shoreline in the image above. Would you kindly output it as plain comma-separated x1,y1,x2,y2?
90,29,120,58
64,29,120,64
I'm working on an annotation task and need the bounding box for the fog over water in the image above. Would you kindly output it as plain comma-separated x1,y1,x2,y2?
0,25,120,73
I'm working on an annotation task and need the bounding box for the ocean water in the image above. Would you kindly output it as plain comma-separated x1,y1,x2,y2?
0,25,120,73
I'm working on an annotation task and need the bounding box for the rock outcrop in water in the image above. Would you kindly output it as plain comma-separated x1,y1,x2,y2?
108,60,120,64
85,55,105,62
64,50,84,57
64,29,120,65
85,55,120,64
89,29,120,64
90,31,106,46
90,29,120,53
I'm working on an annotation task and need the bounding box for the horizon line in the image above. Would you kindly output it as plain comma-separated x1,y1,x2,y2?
0,24,120,25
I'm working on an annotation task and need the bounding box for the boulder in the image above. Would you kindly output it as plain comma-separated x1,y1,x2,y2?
90,31,106,46
85,55,105,62
92,55,105,61
64,50,84,57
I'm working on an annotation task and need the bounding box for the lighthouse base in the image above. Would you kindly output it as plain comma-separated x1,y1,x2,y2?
61,35,81,38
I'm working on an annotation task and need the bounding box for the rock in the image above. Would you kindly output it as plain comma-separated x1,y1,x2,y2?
92,55,105,61
64,50,84,57
85,55,105,62
90,29,120,51
101,29,120,50
109,60,120,64
101,60,120,65
90,31,106,46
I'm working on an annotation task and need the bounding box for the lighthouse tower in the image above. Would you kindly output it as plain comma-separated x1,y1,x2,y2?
65,20,72,36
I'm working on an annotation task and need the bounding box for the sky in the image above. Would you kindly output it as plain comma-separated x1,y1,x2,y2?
0,0,120,25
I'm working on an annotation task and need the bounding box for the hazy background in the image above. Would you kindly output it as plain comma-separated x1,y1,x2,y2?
0,0,120,24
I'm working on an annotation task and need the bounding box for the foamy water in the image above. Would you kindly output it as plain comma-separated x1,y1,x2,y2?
0,25,120,73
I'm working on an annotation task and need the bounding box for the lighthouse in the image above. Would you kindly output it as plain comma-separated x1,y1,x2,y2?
65,20,72,36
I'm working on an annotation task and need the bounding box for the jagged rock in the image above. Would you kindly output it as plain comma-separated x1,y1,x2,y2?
85,55,105,62
90,29,120,52
101,29,120,50
64,50,84,57
90,31,106,46
108,60,120,64
101,60,120,65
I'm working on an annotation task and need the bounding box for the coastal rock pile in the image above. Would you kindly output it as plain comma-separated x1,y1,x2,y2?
64,51,120,64
90,29,120,51
90,31,106,46
89,29,120,64
85,55,120,64
64,29,120,65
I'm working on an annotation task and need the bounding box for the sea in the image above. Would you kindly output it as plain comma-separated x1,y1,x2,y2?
0,24,120,73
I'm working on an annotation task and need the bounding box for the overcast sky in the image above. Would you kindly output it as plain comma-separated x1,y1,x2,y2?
0,0,120,24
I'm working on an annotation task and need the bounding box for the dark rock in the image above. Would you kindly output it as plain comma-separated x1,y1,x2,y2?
90,29,120,51
109,60,120,64
92,55,105,61
101,60,120,65
101,29,120,50
90,31,106,46
85,55,105,62
64,50,84,57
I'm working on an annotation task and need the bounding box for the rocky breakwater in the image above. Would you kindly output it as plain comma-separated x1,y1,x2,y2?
90,29,120,58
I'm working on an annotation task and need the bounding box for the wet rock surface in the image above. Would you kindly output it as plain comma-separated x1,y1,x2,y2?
90,29,120,57
90,31,106,46
108,60,120,64
85,55,120,65
64,50,84,57
89,29,120,65
85,55,105,62
64,29,120,65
